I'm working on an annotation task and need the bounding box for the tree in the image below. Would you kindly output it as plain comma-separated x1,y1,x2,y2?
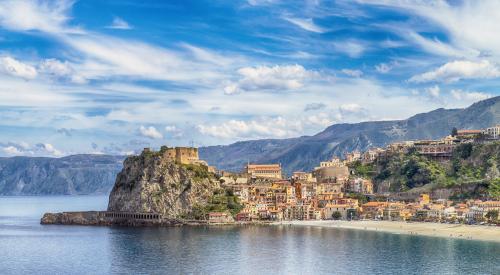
489,178,500,199
485,210,498,222
451,127,458,137
332,211,342,220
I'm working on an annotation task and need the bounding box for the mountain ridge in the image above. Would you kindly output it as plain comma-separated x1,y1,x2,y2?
199,96,500,175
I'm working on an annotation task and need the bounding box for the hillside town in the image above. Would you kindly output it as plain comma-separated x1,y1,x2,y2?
206,125,500,224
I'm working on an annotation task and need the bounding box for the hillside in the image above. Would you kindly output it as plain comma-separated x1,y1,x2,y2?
0,155,124,195
200,96,500,175
351,142,500,199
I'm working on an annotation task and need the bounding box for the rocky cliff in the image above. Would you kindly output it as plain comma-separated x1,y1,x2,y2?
0,154,124,195
107,150,220,219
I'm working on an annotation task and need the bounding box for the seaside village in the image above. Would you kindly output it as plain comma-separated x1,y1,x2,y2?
163,125,500,224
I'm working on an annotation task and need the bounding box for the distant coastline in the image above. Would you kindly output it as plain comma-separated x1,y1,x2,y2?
275,220,500,243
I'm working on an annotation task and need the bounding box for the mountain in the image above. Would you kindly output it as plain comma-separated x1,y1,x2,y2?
0,154,125,195
199,96,500,175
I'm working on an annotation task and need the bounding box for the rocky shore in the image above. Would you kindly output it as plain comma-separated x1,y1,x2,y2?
41,211,185,227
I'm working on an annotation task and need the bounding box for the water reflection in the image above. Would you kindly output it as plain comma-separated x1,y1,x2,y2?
1,196,499,275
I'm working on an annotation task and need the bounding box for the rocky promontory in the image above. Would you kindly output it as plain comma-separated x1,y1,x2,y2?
107,148,220,219
41,147,228,226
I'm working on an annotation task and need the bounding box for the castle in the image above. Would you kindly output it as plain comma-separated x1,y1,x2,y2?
143,146,210,167
161,146,202,165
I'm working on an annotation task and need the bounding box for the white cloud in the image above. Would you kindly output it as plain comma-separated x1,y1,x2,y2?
0,0,80,34
0,1,238,84
283,16,326,33
1,142,64,157
224,64,316,94
0,56,37,79
425,85,440,98
332,40,366,58
360,1,500,59
106,17,132,30
139,126,163,139
165,125,183,138
450,89,491,102
409,60,500,83
375,63,392,73
36,143,63,156
247,0,277,6
339,103,363,113
39,58,86,83
341,69,363,77
197,117,303,139
2,145,22,155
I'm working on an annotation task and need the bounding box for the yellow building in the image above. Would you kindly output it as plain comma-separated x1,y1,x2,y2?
246,164,282,179
419,194,430,205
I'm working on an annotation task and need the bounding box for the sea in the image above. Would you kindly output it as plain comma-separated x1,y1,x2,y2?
0,195,499,275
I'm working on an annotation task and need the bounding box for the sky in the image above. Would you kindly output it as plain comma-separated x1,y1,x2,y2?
0,0,499,157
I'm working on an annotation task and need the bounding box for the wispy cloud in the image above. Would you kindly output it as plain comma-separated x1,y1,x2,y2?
282,15,326,33
106,17,132,30
409,60,500,83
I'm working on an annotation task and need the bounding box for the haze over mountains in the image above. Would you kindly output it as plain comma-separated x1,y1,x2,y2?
199,96,500,175
1,96,499,195
0,155,124,195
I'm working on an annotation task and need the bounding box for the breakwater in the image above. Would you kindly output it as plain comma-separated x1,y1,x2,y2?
40,211,188,227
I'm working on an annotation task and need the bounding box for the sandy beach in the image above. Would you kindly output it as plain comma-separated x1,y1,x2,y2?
275,220,500,242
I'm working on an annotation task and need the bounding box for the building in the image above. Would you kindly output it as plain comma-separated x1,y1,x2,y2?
208,212,235,224
161,146,205,165
318,157,344,168
345,151,361,163
348,178,374,194
292,171,316,182
313,166,349,183
246,164,282,179
419,194,430,205
361,148,384,163
324,204,350,219
484,125,500,139
456,129,482,138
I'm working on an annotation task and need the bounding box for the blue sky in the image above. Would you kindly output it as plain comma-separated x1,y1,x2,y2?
0,0,499,157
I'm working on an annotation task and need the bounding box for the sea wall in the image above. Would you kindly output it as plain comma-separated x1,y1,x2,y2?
41,211,184,227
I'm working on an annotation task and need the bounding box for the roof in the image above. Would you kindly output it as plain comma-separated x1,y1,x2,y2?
325,204,350,208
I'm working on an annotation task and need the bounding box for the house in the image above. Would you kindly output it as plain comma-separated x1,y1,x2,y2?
324,204,349,220
208,212,235,224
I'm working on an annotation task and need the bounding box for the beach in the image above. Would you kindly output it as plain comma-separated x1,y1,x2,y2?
275,220,500,242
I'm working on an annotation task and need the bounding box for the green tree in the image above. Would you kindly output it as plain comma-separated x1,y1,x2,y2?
332,211,342,220
485,210,498,222
451,127,458,137
488,178,500,199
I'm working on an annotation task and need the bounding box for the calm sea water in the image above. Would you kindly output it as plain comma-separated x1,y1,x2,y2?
0,196,499,275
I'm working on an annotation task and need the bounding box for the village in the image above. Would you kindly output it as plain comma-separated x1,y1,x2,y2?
204,125,500,224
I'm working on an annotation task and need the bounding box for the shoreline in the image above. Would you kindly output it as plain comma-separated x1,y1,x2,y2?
274,220,500,243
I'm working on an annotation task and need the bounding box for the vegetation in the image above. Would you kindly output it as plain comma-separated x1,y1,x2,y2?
189,187,243,220
346,192,368,204
485,210,499,222
349,161,376,178
331,211,342,220
182,163,211,181
488,178,500,199
372,142,500,197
